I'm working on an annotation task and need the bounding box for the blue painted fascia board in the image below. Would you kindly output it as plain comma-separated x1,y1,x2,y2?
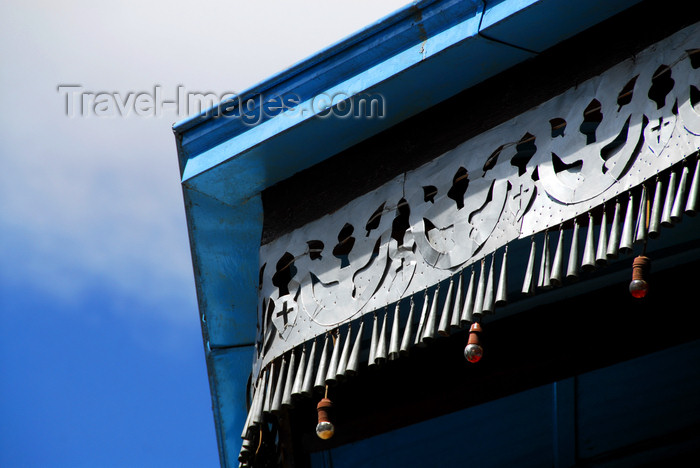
207,345,256,468
182,186,262,347
181,185,261,466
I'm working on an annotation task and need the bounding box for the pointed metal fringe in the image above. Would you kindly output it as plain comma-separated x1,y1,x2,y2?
422,285,440,342
242,437,254,453
246,368,269,438
241,386,256,438
325,332,341,385
496,247,508,306
270,357,286,413
239,438,254,464
671,164,690,223
581,213,596,272
686,157,699,216
253,372,267,426
450,272,464,327
368,313,379,366
538,232,552,289
240,161,700,425
244,377,261,436
661,170,678,228
460,268,476,326
414,290,429,347
301,339,317,395
522,237,537,295
262,361,276,415
400,298,415,355
336,324,353,379
244,162,700,409
482,255,496,314
438,277,454,336
566,219,580,281
251,368,268,425
473,259,487,315
550,227,565,287
345,319,364,376
375,310,388,364
245,385,258,434
649,177,664,238
281,351,296,408
607,199,622,259
635,185,648,244
619,193,635,254
291,343,306,397
596,207,609,266
313,334,330,391
388,304,401,360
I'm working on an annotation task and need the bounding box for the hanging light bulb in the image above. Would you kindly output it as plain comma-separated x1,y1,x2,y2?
464,322,483,363
316,396,335,440
629,255,651,298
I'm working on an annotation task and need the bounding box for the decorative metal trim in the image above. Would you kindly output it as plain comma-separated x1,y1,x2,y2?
253,24,700,380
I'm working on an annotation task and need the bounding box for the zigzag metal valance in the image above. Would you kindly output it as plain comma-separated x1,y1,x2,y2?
239,22,700,464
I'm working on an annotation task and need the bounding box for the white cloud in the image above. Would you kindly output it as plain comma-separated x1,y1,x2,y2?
0,0,410,330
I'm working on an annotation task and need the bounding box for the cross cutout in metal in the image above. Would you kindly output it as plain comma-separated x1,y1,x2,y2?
276,301,294,327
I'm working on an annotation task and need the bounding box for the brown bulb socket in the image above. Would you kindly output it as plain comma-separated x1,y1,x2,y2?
317,398,332,423
467,322,482,345
632,256,651,281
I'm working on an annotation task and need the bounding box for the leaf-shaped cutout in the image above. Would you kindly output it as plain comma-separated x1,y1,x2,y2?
580,99,603,144
447,167,469,209
648,65,674,110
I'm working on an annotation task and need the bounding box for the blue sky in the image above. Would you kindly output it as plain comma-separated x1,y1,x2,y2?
0,1,408,466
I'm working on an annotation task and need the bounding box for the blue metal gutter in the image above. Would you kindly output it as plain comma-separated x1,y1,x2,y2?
173,1,641,465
